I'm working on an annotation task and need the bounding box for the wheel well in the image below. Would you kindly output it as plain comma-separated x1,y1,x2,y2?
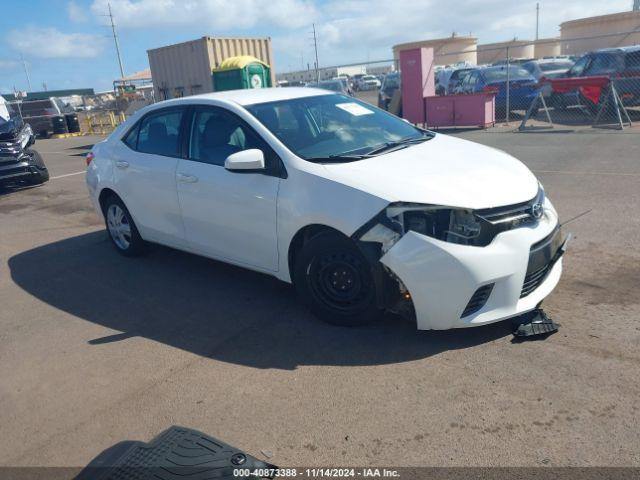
98,188,118,215
287,224,344,276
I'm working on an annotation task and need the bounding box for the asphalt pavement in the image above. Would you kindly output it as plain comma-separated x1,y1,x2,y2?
0,131,639,468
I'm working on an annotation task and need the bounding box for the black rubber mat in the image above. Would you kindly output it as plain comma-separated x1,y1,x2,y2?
76,426,275,479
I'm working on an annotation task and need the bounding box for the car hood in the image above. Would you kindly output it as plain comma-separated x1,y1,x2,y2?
320,133,539,209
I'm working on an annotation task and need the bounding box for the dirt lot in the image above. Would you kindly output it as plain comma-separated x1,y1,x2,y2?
0,131,639,468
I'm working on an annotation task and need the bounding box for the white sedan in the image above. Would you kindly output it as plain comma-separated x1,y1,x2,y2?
86,88,567,330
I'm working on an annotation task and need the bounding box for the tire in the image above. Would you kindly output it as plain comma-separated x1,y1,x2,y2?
293,231,381,326
102,195,146,256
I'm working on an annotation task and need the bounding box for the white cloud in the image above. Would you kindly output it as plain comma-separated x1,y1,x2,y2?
273,0,633,71
68,0,89,22
6,27,104,58
0,59,19,69
90,0,318,30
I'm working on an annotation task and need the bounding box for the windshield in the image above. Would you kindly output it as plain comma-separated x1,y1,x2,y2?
246,93,431,162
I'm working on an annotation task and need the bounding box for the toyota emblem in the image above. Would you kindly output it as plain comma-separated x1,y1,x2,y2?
531,202,544,219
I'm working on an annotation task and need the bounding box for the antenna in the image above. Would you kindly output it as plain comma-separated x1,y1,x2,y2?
20,54,32,92
107,2,125,79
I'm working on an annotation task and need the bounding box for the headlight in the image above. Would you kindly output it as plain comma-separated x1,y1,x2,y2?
357,186,546,251
387,204,482,245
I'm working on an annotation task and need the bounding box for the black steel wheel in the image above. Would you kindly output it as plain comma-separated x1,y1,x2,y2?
293,231,381,326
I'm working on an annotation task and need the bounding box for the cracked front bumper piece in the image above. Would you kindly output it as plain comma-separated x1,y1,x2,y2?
380,209,566,330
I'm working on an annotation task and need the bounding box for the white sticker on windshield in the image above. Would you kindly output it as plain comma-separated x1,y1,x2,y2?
336,102,374,116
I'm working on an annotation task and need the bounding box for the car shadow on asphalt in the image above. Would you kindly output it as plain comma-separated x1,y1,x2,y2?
9,231,512,370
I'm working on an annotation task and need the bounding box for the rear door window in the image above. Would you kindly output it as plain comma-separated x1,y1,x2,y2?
136,109,184,157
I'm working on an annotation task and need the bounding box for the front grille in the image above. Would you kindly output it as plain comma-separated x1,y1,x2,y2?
475,198,535,226
461,283,494,317
0,140,21,158
520,263,553,298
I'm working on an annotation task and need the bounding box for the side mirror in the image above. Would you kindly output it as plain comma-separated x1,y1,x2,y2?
224,149,265,172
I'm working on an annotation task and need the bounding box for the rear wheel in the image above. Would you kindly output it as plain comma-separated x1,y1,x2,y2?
103,196,145,256
293,232,381,326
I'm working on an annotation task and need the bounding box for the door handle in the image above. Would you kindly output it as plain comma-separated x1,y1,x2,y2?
176,173,198,183
115,161,129,169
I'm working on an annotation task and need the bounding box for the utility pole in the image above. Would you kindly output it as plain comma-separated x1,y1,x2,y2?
20,54,32,92
535,3,540,40
107,2,125,79
312,23,319,82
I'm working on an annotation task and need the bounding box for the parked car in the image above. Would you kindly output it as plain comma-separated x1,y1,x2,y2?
435,67,475,95
331,77,354,95
86,88,566,330
358,75,381,90
551,46,640,112
522,58,575,80
351,73,366,91
306,79,351,95
19,97,80,138
522,59,575,99
458,66,539,116
378,71,400,110
0,98,49,187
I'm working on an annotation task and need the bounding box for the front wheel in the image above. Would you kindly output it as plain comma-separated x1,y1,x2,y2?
103,196,146,256
293,232,381,326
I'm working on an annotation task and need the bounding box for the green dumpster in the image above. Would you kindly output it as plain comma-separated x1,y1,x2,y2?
212,56,272,92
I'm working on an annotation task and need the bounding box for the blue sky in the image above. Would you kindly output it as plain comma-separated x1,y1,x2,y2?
0,0,632,94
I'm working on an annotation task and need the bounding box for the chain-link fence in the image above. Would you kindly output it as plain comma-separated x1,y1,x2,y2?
278,29,640,132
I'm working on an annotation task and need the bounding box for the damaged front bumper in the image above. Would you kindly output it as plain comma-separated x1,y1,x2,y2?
0,151,48,185
379,211,566,330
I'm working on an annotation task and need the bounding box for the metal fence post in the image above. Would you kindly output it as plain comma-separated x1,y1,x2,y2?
505,46,510,124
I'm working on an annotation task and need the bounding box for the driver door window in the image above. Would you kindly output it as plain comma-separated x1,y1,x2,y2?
188,107,280,173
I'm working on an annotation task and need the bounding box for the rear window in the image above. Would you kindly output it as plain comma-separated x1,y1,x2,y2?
539,61,574,72
482,67,532,81
20,100,58,117
625,52,640,72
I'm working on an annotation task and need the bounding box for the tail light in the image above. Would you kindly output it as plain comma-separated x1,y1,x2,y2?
86,152,95,166
482,86,499,94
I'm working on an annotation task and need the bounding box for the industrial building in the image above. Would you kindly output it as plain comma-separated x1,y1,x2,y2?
477,39,535,65
147,36,274,100
560,9,640,55
276,63,393,84
393,35,477,66
533,38,562,58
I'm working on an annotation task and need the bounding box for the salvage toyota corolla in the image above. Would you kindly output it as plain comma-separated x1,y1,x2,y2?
86,88,568,330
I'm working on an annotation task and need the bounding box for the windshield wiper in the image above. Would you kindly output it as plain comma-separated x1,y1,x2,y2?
366,134,434,156
305,153,374,164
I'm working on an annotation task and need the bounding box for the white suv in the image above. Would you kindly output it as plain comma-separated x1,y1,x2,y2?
86,88,567,330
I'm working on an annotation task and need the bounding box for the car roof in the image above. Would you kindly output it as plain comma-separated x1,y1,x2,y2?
526,58,573,64
178,87,333,106
592,45,640,55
